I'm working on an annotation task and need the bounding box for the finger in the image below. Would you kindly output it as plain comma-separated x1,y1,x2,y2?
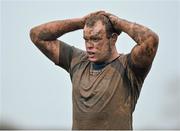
96,11,106,14
103,12,112,17
91,10,106,16
97,11,106,16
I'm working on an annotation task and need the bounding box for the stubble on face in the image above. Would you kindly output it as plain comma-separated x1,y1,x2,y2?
84,21,114,63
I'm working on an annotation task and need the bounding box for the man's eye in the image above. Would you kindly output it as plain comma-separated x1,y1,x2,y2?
84,38,88,42
92,38,100,42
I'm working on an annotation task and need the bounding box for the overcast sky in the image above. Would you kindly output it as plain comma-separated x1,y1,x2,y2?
0,0,180,129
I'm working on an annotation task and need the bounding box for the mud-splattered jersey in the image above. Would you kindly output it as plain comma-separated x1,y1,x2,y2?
57,42,151,130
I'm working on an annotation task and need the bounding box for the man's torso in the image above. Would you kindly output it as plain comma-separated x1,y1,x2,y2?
57,43,150,130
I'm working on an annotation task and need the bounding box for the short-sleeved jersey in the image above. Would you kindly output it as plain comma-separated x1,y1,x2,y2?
57,42,151,130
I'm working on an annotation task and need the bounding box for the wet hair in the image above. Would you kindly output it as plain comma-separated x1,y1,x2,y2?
85,14,121,38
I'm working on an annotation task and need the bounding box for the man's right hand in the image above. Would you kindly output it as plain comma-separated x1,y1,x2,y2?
82,11,106,24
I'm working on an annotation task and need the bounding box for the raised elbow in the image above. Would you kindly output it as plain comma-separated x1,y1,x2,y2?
149,32,159,50
153,33,159,45
30,27,39,44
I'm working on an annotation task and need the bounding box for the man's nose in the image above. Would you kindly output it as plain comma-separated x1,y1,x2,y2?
86,41,94,49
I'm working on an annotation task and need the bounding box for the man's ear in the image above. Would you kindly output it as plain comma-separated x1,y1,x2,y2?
110,33,118,45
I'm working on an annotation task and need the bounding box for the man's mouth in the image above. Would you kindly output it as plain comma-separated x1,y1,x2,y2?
88,52,95,55
87,51,96,58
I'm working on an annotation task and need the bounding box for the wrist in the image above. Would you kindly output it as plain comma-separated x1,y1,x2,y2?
76,17,85,29
70,18,85,29
108,15,122,35
80,17,86,28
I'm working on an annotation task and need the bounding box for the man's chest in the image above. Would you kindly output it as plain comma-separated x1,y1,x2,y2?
71,63,129,112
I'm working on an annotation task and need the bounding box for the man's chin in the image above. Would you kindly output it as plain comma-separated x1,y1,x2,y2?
88,58,105,64
88,57,98,63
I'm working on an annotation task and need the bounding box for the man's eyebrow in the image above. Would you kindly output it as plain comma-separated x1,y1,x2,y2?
91,34,100,38
91,31,103,38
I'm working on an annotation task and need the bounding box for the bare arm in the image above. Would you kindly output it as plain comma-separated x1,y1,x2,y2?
107,14,159,68
30,18,84,64
30,11,105,65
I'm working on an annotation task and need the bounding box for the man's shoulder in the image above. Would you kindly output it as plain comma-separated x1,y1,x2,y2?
70,47,89,71
71,47,87,63
117,53,130,66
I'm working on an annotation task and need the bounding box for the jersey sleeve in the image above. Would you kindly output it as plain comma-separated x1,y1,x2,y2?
124,53,152,109
56,41,86,73
126,53,152,82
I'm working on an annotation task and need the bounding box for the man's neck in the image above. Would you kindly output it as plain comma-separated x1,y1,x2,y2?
92,54,120,70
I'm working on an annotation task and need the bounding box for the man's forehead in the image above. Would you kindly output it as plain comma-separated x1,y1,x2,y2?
84,28,103,35
84,22,106,36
